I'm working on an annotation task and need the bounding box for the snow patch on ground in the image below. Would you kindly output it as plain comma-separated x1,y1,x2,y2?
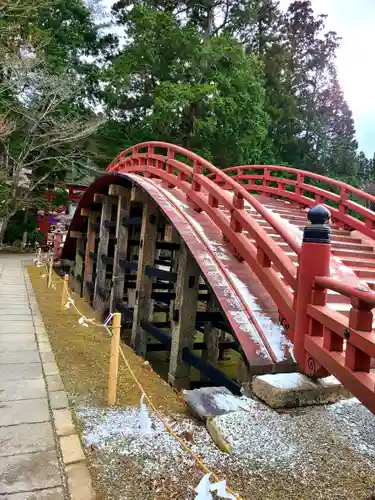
77,404,220,478
255,372,314,390
76,395,375,498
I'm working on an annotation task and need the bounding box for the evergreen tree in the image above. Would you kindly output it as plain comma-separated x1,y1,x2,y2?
102,4,272,167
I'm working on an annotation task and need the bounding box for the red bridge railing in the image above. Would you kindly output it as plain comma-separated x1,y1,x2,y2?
217,165,375,239
107,142,297,330
107,142,375,413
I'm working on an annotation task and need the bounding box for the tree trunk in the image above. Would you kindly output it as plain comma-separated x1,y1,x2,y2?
21,210,29,252
0,212,15,247
0,217,9,247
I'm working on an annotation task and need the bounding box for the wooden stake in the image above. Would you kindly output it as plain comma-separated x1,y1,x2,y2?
61,274,69,311
47,257,53,289
108,312,122,406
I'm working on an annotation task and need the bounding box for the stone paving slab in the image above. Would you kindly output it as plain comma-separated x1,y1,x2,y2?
0,324,35,334
0,321,35,335
0,299,29,302
0,450,61,494
60,435,85,465
42,362,60,376
0,378,46,402
40,351,55,364
0,319,33,325
46,375,64,392
65,462,95,500
50,391,69,410
53,409,75,437
5,486,65,499
0,363,42,382
0,399,49,426
38,342,52,353
0,314,33,320
0,350,40,364
0,422,54,457
0,339,37,351
0,298,30,303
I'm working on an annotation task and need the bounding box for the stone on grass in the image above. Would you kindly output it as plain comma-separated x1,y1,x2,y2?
183,386,250,420
252,372,350,409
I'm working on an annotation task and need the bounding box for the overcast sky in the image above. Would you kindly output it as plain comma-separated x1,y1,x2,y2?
102,0,375,158
279,0,375,158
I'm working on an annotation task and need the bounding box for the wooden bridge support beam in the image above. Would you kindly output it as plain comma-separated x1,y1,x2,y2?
82,209,100,301
202,294,221,365
109,185,131,314
168,242,200,389
131,198,159,356
93,193,113,314
70,231,85,295
127,186,143,308
164,225,180,361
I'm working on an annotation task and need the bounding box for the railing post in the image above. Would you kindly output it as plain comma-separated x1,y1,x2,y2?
294,205,331,369
346,298,372,372
295,173,304,200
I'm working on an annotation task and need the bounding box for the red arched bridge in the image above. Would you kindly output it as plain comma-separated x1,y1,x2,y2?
61,141,375,414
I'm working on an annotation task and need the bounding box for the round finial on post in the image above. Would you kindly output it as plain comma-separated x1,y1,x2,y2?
303,204,331,244
307,205,331,225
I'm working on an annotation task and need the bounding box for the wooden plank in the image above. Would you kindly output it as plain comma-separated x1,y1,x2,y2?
168,242,200,388
93,196,113,312
73,237,85,296
131,200,159,356
83,211,99,300
110,187,131,313
202,295,221,365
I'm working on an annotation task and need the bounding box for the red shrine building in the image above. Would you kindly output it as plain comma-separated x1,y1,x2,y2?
37,173,94,249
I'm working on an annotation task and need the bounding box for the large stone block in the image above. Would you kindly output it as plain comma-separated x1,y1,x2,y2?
252,373,350,409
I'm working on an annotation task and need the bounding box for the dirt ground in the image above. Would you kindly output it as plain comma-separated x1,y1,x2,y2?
28,266,375,500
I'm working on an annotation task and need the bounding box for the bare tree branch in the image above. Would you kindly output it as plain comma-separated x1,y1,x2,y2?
0,56,105,242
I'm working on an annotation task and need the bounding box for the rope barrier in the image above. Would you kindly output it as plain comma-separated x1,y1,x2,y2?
36,258,242,500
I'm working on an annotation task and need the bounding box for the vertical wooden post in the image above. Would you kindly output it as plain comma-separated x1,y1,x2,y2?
83,210,99,300
127,187,143,308
61,274,69,311
165,225,180,318
131,199,159,356
69,231,85,295
163,225,180,362
109,185,131,313
108,312,122,406
93,194,112,312
74,236,85,296
295,205,331,372
126,224,139,309
345,298,372,372
47,257,53,289
168,242,200,389
202,295,221,364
